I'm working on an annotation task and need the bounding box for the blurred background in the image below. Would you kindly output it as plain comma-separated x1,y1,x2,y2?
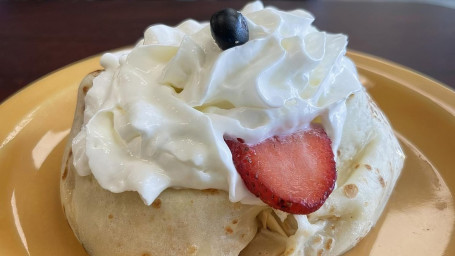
0,0,454,102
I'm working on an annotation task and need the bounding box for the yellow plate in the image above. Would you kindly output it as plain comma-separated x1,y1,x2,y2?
0,51,454,255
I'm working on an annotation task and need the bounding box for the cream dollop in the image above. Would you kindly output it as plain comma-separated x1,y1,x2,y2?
72,1,362,205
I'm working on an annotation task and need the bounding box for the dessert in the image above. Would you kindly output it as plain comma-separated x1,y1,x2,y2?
60,1,405,255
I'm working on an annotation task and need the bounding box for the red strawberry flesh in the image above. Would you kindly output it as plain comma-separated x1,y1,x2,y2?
225,124,336,214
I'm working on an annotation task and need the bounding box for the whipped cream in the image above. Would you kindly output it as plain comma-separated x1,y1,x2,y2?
72,1,362,205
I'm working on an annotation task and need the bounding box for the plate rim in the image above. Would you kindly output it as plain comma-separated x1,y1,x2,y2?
347,50,455,115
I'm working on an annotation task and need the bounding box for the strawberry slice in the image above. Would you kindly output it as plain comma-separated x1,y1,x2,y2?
225,124,336,214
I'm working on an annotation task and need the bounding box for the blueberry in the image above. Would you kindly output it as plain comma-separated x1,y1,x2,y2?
210,8,249,50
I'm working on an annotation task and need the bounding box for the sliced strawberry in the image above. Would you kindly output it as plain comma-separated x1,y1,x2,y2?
225,124,336,214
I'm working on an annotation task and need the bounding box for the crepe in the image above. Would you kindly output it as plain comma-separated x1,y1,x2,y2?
61,70,404,256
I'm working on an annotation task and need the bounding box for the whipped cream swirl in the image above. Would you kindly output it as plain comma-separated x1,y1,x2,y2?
72,1,362,205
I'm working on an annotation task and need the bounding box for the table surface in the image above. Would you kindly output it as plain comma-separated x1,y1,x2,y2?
1,1,454,103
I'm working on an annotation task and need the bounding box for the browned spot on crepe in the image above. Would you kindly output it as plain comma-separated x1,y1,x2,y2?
225,226,233,234
90,69,103,77
354,163,360,169
202,188,219,195
62,167,68,180
187,245,198,254
337,150,341,157
378,176,386,188
62,151,72,180
151,199,162,209
232,219,238,224
141,253,151,256
317,249,324,256
325,238,333,250
108,214,114,219
435,201,448,210
343,184,359,198
365,164,372,170
82,86,89,94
